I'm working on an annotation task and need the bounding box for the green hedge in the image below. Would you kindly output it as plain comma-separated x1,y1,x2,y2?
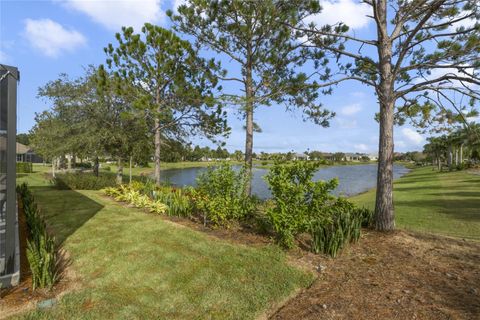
17,162,33,173
53,172,148,190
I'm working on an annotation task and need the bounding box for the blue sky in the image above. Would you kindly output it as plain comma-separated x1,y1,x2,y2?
0,0,429,154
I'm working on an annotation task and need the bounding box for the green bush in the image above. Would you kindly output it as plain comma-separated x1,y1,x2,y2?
194,163,258,226
16,183,58,290
264,161,338,248
17,162,33,173
53,173,117,190
74,162,92,169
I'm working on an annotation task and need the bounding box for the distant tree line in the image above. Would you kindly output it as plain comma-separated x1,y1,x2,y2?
423,123,480,171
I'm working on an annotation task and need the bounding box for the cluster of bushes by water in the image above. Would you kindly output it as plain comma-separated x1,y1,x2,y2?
97,161,373,257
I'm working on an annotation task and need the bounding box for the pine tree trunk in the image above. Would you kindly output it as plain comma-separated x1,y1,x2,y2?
154,116,161,186
375,100,395,231
374,0,395,231
243,53,254,196
116,158,123,185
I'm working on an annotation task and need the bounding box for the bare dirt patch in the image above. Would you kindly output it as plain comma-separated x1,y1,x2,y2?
271,230,480,320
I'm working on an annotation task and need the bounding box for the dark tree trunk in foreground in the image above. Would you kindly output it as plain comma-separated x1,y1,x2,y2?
375,100,395,231
374,1,395,231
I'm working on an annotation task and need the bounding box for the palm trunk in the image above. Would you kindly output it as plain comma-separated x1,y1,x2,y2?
374,0,395,231
447,146,453,170
116,158,123,185
460,144,463,164
52,157,56,178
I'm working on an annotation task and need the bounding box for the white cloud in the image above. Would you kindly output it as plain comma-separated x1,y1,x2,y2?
396,140,407,148
172,0,186,13
354,143,368,152
401,128,424,146
447,11,477,32
305,0,371,29
23,19,86,57
57,0,165,31
336,117,357,129
340,103,362,116
414,65,478,88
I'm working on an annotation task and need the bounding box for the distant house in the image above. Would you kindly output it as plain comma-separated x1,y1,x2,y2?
344,153,363,161
293,153,309,161
16,142,42,163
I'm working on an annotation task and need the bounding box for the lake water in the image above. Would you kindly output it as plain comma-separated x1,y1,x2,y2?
160,163,410,199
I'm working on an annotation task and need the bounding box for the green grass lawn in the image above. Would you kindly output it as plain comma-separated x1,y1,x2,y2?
351,166,480,240
15,173,312,319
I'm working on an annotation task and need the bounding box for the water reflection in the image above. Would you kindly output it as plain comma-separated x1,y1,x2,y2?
159,163,410,199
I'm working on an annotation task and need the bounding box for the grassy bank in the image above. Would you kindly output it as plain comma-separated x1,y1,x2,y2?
14,173,312,319
350,166,480,240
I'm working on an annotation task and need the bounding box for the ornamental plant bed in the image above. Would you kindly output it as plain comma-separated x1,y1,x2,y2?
0,197,77,319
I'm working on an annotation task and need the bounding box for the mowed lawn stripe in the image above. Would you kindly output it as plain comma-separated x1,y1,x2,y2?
17,180,312,320
351,167,480,240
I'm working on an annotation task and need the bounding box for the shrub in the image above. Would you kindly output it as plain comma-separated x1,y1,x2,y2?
16,183,58,290
53,172,148,190
53,173,117,190
264,161,338,248
74,162,92,169
17,162,33,173
194,163,258,226
102,184,168,214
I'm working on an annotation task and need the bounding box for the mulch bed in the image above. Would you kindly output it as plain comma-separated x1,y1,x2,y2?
270,230,480,320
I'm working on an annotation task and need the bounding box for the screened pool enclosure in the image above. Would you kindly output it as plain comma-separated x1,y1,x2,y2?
0,64,19,287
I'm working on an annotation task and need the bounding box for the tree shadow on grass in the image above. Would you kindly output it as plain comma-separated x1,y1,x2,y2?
29,186,104,245
395,199,480,222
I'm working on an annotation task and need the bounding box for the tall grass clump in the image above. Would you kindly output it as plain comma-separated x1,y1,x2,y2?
308,199,370,257
16,183,58,290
